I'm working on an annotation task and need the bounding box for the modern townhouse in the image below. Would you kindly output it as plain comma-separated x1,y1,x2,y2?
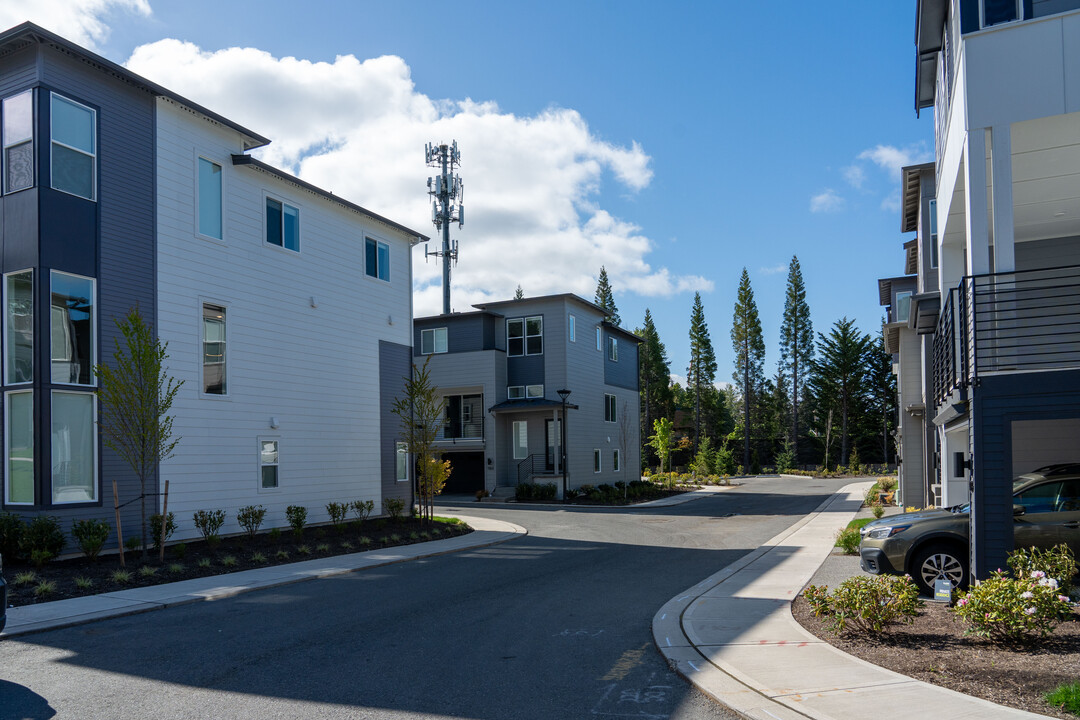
0,23,426,546
913,0,1080,577
413,294,640,498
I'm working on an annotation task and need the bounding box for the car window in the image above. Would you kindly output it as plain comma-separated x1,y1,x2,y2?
1014,481,1062,514
1060,480,1080,512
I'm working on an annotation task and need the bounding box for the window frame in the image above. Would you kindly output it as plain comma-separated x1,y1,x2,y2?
613,449,621,473
49,92,96,201
196,155,224,242
396,441,409,482
49,270,96,388
569,314,576,342
608,337,618,362
365,237,391,282
512,420,528,460
507,316,543,357
258,436,280,491
928,198,939,269
596,327,602,351
4,268,34,386
605,393,617,423
201,301,229,398
980,0,1022,28
593,449,602,473
421,327,448,355
4,388,34,506
526,384,544,399
265,194,300,252
50,390,98,505
507,385,525,400
3,89,34,194
895,291,913,323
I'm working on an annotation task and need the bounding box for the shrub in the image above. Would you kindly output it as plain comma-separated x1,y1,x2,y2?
125,536,143,552
111,569,132,584
149,512,177,550
192,509,226,546
172,542,187,559
197,558,211,569
475,489,489,501
236,505,267,540
383,498,405,522
13,571,37,586
834,526,861,555
351,499,375,523
286,505,308,538
804,574,922,634
22,515,65,565
326,502,349,531
1008,544,1077,596
74,576,94,590
950,569,1075,641
138,565,158,577
268,527,282,543
340,541,353,550
71,518,111,561
564,488,581,500
316,543,330,553
34,580,57,598
871,503,885,520
0,512,26,561
360,536,373,546
1045,682,1080,715
252,552,267,564
221,555,237,567
297,545,311,556
877,476,897,493
275,549,290,561
167,563,185,574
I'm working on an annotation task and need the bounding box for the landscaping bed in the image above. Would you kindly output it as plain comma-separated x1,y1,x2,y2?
4,516,472,608
793,588,1080,718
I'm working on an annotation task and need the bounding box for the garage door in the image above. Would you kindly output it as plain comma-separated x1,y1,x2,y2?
441,451,484,494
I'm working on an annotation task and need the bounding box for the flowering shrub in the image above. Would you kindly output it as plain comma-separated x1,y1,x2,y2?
1007,544,1076,596
804,574,922,634
950,568,1075,642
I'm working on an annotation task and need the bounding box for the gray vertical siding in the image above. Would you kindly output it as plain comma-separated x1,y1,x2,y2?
1015,235,1080,271
380,340,413,510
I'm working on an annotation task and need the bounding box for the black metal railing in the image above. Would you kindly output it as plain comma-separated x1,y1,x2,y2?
933,264,1080,406
516,454,548,485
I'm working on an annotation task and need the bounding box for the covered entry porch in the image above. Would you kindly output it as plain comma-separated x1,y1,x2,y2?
488,398,577,495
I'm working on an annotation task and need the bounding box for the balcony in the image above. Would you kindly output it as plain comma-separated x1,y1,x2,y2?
933,264,1080,410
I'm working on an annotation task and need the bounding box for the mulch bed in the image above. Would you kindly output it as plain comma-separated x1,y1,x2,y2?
5,517,472,607
792,594,1080,719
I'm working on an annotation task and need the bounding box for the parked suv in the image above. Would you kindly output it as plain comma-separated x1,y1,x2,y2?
859,464,1080,595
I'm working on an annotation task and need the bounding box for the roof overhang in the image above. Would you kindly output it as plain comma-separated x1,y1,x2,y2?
883,321,905,355
488,399,578,414
901,163,934,232
878,276,913,306
904,238,919,275
914,0,947,113
911,292,941,335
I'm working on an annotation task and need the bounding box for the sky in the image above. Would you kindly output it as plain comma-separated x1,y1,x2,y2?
1,1,932,388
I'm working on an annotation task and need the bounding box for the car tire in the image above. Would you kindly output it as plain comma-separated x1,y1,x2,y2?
911,543,968,596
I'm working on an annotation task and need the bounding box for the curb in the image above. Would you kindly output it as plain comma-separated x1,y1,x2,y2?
1,514,525,639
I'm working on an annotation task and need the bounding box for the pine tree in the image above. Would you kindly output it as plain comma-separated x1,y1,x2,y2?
637,309,672,464
808,317,871,468
514,285,524,300
686,292,717,452
778,256,813,464
594,266,621,326
865,324,898,465
731,268,765,471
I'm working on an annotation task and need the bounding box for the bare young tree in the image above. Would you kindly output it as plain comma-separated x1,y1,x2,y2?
390,357,448,523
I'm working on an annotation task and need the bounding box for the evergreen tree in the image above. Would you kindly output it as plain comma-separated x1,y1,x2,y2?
514,285,524,300
594,266,621,326
731,268,765,470
864,324,898,465
686,292,717,452
636,309,673,464
808,317,871,467
778,255,814,464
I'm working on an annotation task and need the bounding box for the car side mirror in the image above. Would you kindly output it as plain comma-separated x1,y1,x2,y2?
1013,504,1026,517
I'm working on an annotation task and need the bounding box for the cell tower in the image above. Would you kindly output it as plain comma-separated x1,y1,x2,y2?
425,141,463,315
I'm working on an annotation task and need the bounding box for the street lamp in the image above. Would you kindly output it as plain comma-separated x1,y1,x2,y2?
557,388,571,501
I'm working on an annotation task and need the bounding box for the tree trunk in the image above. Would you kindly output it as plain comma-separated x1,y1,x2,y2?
743,351,750,470
140,474,147,562
791,352,799,463
840,381,850,467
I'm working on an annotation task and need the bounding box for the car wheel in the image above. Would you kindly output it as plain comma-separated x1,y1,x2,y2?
911,543,968,596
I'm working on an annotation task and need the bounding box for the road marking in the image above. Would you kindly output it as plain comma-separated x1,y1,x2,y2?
599,642,651,681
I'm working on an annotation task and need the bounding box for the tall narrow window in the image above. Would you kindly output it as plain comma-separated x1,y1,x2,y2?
605,394,617,423
260,438,279,489
507,318,524,357
3,90,34,193
513,420,528,459
396,442,409,481
51,391,96,504
198,158,222,239
569,314,576,342
608,337,618,361
594,449,601,473
596,327,602,351
202,304,227,395
5,270,33,384
266,197,300,251
5,390,33,504
50,93,96,200
896,291,913,323
613,449,621,473
50,271,95,385
525,316,543,355
929,198,939,269
421,327,447,354
365,238,390,281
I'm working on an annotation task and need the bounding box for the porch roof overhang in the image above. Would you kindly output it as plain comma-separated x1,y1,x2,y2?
911,292,941,335
904,238,919,275
901,163,933,232
883,321,905,355
488,399,579,414
914,0,947,113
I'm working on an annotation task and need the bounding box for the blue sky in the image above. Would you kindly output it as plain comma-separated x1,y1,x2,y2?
5,1,931,387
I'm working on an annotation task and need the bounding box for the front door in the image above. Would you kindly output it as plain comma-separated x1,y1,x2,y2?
545,419,561,472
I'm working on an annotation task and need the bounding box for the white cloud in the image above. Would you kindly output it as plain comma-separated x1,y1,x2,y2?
759,263,788,276
880,191,901,213
810,189,844,213
856,143,933,179
0,0,150,49
124,39,708,315
842,164,865,189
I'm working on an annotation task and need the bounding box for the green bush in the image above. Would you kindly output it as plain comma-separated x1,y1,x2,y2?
21,515,65,565
382,498,405,522
236,505,267,540
192,509,226,546
350,499,375,523
326,501,349,530
0,512,26,561
775,446,795,474
1045,682,1080,715
286,505,308,537
149,512,177,550
804,574,922,634
125,536,143,552
834,526,861,555
950,569,1075,641
1008,543,1076,596
871,503,885,519
516,482,557,501
71,518,111,561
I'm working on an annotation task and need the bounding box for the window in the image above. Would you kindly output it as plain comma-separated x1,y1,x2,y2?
569,314,576,342
929,198,938,269
202,304,227,395
50,93,96,200
608,337,618,361
513,421,528,459
198,158,222,239
981,0,1020,27
613,449,621,473
526,385,544,398
421,327,447,355
266,197,300,252
507,316,542,357
507,385,525,400
51,391,96,504
3,90,33,193
596,327,602,351
896,291,912,323
5,390,33,504
396,442,409,482
5,270,33,384
593,449,601,473
365,237,390,281
50,271,95,385
444,394,483,439
259,438,279,489
605,394,617,423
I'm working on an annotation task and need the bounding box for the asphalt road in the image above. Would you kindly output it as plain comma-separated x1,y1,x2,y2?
0,476,848,720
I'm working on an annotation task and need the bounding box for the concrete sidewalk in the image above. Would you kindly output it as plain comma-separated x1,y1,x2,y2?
1,514,525,639
653,482,1047,720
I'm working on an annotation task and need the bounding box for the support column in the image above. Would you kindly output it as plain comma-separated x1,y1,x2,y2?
990,124,1015,273
964,129,991,277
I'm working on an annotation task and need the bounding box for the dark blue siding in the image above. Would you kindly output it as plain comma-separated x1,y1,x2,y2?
380,340,413,508
414,313,496,356
604,334,639,390
960,0,980,33
507,354,544,387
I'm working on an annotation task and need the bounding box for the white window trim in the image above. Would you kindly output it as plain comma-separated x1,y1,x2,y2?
195,153,225,244
4,268,33,386
928,198,939,269
507,385,525,400
4,388,33,506
258,436,280,492
365,236,391,282
526,384,544,399
50,390,98,504
609,337,618,362
263,192,301,253
513,420,528,459
49,92,97,202
613,449,621,473
605,393,617,423
421,327,448,355
569,314,576,342
596,327,602,351
896,291,913,323
979,0,1022,28
507,315,544,357
49,270,96,388
396,442,410,482
3,89,34,194
594,449,602,473
199,298,231,400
